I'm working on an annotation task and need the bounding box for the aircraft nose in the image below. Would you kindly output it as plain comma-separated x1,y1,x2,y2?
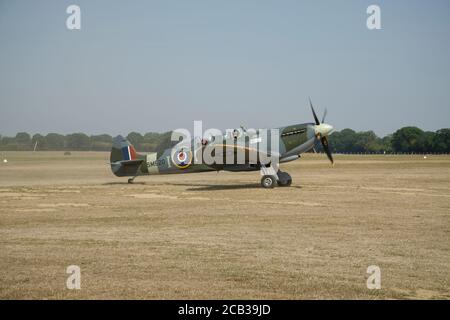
324,123,334,136
314,123,334,137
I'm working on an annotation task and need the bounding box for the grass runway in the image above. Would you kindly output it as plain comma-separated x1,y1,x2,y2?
0,152,449,299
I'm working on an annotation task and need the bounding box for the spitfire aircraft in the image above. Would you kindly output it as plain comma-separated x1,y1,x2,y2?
110,100,334,188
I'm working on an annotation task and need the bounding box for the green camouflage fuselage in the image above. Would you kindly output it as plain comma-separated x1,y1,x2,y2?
110,122,316,178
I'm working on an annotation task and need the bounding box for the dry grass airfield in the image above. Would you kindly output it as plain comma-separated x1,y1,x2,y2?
0,151,449,299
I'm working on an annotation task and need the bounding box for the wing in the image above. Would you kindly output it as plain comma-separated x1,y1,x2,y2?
200,143,273,170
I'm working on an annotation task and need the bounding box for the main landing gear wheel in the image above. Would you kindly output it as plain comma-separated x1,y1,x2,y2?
128,177,136,184
277,171,292,187
261,175,277,188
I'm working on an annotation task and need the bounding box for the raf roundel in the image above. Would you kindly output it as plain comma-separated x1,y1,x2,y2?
173,149,192,169
177,151,186,162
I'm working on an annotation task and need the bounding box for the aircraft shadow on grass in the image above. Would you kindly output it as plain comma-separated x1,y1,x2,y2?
184,184,303,191
102,181,302,191
102,181,147,186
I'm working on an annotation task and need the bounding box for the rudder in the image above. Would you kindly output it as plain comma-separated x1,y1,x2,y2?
110,135,139,162
110,136,144,177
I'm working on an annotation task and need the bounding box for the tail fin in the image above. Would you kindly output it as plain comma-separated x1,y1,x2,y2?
110,135,139,163
110,136,144,177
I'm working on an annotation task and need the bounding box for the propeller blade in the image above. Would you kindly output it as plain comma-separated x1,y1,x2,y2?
321,136,334,165
322,108,327,123
309,98,320,125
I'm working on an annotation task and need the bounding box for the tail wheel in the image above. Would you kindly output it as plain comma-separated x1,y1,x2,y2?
261,175,276,188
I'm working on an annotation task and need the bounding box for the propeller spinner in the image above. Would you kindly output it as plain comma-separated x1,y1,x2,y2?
309,98,334,165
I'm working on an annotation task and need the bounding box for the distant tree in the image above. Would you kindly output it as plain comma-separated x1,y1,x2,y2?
330,130,390,153
127,131,148,151
15,132,31,147
380,135,393,153
392,126,425,153
45,133,66,150
31,134,46,150
127,132,144,146
90,134,113,151
421,131,436,153
354,131,381,153
140,132,164,152
154,131,180,157
0,136,18,150
1,136,10,145
91,134,112,142
329,129,357,153
432,129,450,153
66,133,90,150
143,132,161,142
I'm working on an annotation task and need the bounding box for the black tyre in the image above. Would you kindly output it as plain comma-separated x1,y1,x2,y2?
277,171,292,187
261,175,276,188
277,178,292,187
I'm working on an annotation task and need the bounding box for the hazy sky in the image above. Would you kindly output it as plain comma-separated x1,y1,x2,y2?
1,0,449,137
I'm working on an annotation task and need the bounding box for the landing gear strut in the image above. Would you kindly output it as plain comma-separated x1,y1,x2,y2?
128,176,137,184
260,165,277,189
259,166,293,188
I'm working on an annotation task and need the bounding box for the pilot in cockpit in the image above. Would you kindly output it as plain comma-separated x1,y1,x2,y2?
232,129,240,140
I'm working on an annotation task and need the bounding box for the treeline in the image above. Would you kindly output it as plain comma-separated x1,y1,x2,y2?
328,127,449,154
0,126,449,154
0,132,173,153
